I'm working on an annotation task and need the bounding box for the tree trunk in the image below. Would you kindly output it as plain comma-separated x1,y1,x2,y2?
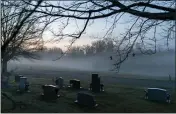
1,59,9,89
2,60,8,74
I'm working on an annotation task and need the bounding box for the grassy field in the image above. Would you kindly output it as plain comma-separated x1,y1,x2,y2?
1,77,176,113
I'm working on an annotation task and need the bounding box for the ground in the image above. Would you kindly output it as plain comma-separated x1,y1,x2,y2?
1,75,176,113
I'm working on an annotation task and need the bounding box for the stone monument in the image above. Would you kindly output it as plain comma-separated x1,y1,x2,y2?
15,75,23,82
75,91,98,107
90,74,104,92
69,79,81,89
145,88,171,103
18,77,29,92
41,85,60,100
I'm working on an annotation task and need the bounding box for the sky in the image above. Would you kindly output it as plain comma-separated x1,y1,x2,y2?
41,1,175,51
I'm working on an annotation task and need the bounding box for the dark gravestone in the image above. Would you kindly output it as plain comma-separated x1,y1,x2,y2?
1,76,9,88
91,74,101,92
145,88,171,103
69,79,81,89
41,85,60,100
15,75,23,82
69,79,75,85
75,92,98,107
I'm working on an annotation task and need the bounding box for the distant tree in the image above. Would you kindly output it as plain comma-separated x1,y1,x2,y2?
48,47,63,54
67,46,84,56
91,40,106,53
105,40,114,52
42,46,49,52
83,44,95,55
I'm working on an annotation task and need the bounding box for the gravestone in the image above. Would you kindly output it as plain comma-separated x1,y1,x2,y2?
90,74,104,92
75,92,98,107
69,79,81,89
1,76,9,88
41,85,60,100
55,77,64,88
69,79,75,85
145,88,171,103
18,77,29,92
15,75,23,82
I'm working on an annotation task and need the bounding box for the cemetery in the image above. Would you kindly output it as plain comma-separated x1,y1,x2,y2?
1,0,175,112
1,73,176,113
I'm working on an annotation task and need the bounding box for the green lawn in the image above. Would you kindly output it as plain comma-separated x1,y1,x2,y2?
1,77,176,113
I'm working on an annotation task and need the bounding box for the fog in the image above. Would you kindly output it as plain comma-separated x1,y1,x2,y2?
8,51,175,79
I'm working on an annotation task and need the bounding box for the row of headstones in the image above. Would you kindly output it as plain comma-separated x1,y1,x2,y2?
41,74,104,108
14,74,103,107
14,73,104,93
55,74,104,92
14,74,171,107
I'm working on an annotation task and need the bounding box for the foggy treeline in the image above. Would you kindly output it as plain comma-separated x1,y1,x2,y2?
37,39,174,59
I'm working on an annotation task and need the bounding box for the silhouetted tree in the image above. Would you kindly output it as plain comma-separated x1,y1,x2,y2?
105,40,114,52
83,45,95,56
91,40,106,53
1,0,45,74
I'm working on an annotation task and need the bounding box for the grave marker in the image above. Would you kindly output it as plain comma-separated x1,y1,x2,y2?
69,79,81,89
17,77,30,92
145,88,171,103
90,74,104,92
41,85,60,100
15,75,23,82
1,76,9,88
75,91,98,107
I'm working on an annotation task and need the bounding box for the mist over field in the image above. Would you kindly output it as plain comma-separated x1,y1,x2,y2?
7,50,175,79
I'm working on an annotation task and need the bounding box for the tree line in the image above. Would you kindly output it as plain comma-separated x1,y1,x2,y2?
39,39,115,57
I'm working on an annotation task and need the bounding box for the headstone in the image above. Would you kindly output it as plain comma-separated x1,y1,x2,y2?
19,77,27,91
69,79,81,89
1,76,9,88
91,74,101,92
41,85,60,100
145,88,170,103
75,92,98,107
55,77,64,88
15,75,23,82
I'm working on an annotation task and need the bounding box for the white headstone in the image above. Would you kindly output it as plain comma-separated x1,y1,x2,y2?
19,77,27,90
